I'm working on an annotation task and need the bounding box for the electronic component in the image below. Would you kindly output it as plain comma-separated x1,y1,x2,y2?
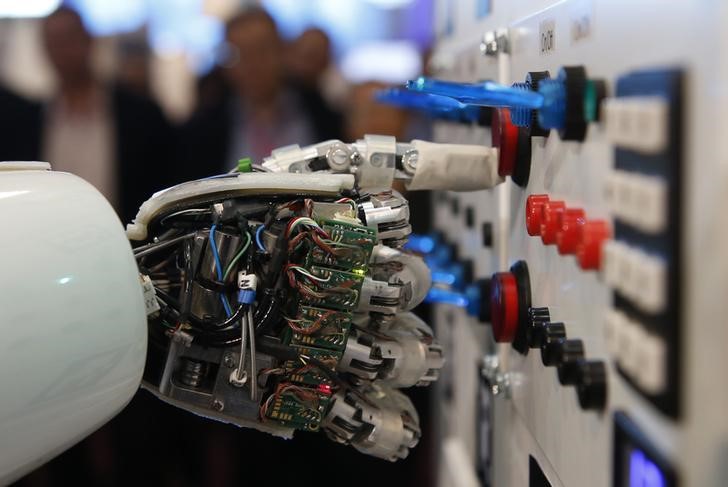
127,136,456,460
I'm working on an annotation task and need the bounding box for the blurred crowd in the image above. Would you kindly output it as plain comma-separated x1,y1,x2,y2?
0,5,425,225
3,6,433,487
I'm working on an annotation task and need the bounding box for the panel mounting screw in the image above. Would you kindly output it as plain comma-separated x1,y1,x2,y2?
223,354,235,368
481,29,510,57
480,355,511,398
212,399,225,412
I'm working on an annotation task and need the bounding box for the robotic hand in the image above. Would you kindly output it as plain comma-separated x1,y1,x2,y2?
128,135,501,461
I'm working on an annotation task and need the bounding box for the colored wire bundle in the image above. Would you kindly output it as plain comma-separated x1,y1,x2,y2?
209,224,233,317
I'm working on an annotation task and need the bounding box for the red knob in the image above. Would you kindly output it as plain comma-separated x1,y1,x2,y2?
540,201,566,245
556,208,586,255
576,220,611,270
491,108,519,178
526,194,549,236
490,271,519,343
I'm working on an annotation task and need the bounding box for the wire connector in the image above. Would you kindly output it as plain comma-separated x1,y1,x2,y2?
238,272,258,304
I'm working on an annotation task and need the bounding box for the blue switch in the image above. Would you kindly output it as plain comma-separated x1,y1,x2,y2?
404,233,437,254
406,77,544,109
537,78,567,130
425,287,469,307
425,280,490,322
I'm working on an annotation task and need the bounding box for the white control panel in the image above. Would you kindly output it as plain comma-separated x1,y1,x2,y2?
426,1,728,486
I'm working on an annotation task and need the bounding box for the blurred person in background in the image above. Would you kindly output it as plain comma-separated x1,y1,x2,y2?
179,7,342,178
39,6,173,223
116,34,151,98
286,27,349,111
345,81,409,140
0,84,41,161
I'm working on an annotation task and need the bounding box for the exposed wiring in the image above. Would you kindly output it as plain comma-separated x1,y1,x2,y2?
335,197,358,212
223,232,252,281
134,232,196,259
236,311,248,381
247,306,257,401
255,225,266,252
209,224,233,317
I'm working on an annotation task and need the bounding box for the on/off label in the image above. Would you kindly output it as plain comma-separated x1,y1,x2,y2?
539,19,556,54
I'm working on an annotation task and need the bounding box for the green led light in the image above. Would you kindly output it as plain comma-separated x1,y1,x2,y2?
583,80,599,122
237,157,253,173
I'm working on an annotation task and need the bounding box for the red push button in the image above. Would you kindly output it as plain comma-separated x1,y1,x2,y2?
492,108,519,178
490,271,519,343
556,208,586,255
577,220,611,270
540,201,566,245
526,194,549,236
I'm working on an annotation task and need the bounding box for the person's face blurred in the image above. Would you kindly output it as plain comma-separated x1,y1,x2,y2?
42,12,92,86
225,19,283,104
288,30,330,86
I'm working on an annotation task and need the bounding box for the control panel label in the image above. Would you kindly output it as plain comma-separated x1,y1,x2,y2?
570,0,593,43
539,19,556,54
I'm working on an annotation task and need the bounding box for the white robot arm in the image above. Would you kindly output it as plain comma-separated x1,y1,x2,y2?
0,135,500,482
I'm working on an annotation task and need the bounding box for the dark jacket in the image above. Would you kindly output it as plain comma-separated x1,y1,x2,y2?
0,85,43,162
178,84,344,181
0,84,174,224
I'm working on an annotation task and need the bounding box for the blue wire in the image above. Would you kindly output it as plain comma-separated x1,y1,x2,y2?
255,225,266,252
209,224,232,317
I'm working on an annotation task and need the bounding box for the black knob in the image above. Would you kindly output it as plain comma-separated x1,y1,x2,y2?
465,206,475,229
526,307,550,348
556,339,585,385
540,322,566,366
576,360,607,411
482,222,493,248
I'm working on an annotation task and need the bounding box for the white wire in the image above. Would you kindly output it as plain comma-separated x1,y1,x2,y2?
289,266,331,282
247,307,257,401
237,313,248,381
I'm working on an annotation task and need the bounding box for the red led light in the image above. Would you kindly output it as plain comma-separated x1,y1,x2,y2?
490,272,519,343
556,208,586,255
540,201,566,245
317,384,332,395
492,108,519,178
526,194,550,236
576,220,611,270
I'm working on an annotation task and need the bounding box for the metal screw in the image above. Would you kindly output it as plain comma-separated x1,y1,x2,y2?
402,149,419,175
223,354,235,368
481,355,511,398
480,29,509,57
212,399,225,412
326,143,352,170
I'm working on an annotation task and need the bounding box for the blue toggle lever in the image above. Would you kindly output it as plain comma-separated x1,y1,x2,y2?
407,77,544,109
425,282,487,320
425,287,469,307
376,88,482,123
404,233,437,254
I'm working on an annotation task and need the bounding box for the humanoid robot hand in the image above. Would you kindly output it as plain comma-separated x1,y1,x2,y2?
127,135,500,461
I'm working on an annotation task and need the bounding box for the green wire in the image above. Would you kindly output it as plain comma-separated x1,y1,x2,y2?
223,232,252,281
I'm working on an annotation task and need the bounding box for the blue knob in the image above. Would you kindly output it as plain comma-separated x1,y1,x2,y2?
537,78,567,130
407,77,544,109
509,82,532,127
